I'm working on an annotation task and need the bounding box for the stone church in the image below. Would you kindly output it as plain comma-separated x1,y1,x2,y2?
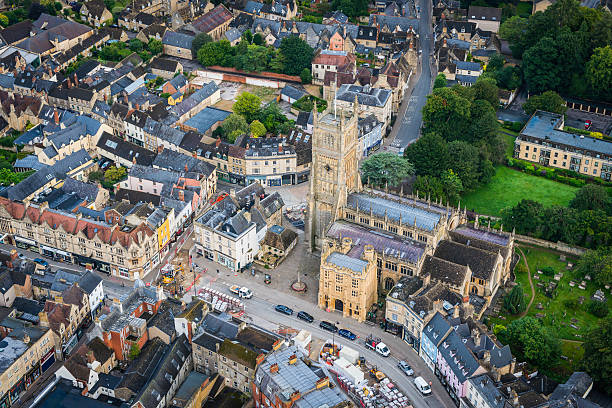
307,102,514,322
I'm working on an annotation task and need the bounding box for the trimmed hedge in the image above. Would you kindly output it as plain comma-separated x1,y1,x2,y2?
506,158,612,188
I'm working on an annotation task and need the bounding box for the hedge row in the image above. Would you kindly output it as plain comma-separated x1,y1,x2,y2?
507,158,612,188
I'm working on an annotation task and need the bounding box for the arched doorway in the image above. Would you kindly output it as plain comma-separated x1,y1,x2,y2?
384,278,395,291
335,299,344,312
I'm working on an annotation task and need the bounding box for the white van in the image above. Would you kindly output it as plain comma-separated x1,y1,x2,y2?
414,376,432,395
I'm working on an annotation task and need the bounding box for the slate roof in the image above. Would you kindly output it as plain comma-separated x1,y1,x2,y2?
434,240,499,280
16,15,92,54
171,81,219,117
260,192,284,219
439,329,482,383
224,27,242,43
129,164,180,186
96,132,155,166
77,270,102,295
115,189,161,206
261,225,297,251
345,192,445,232
192,4,233,33
421,255,469,287
13,155,45,171
162,31,194,49
183,107,231,134
280,85,305,101
422,311,452,345
336,84,391,107
468,6,501,21
0,21,34,45
455,60,482,71
150,57,179,73
325,251,368,273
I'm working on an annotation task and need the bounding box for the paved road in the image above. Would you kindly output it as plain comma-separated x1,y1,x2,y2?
189,261,456,408
388,0,435,154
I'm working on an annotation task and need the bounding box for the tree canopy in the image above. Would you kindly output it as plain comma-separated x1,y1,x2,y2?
233,92,262,123
360,153,415,188
522,91,567,116
582,316,612,394
191,32,213,56
501,317,561,368
278,36,314,76
249,120,266,138
574,247,612,287
569,184,612,214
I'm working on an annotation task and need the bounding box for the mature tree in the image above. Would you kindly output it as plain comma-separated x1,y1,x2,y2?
433,73,447,89
582,316,612,393
222,113,249,141
0,14,9,27
554,27,589,87
486,53,505,73
503,317,561,368
413,175,445,201
128,343,140,360
233,92,261,122
104,166,127,183
404,133,449,177
522,91,567,115
503,285,527,315
570,184,611,213
447,141,481,191
129,39,144,52
147,39,162,55
441,169,463,203
469,99,499,144
234,44,270,72
253,33,264,46
241,29,253,44
331,0,368,17
191,32,213,55
360,153,414,188
472,77,499,109
300,68,312,84
501,199,545,236
279,36,314,76
523,37,561,94
197,40,233,67
259,102,290,134
498,16,528,55
249,120,266,138
422,87,471,141
586,46,612,102
575,247,612,287
495,65,521,90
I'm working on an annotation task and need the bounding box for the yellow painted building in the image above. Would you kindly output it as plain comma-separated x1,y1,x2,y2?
168,92,183,106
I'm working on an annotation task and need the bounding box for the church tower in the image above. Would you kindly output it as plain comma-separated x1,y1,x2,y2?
306,97,360,251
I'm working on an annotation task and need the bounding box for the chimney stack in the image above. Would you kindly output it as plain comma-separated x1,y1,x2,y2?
54,108,59,125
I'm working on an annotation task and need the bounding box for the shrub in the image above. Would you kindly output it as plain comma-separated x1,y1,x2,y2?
503,285,527,315
539,266,555,276
588,301,609,318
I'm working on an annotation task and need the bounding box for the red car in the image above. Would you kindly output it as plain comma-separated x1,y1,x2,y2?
585,120,592,130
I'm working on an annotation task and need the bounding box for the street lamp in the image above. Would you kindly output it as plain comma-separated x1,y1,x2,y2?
331,321,340,353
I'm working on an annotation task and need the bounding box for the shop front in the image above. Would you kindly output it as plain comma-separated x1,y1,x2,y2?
14,236,39,253
40,348,56,373
296,170,309,184
40,245,72,262
403,330,420,351
24,363,41,389
73,254,110,274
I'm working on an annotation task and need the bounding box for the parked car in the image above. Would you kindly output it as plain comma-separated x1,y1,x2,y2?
319,321,338,332
297,311,314,323
338,329,356,340
33,258,48,267
275,305,293,315
585,120,592,130
398,360,414,376
414,376,431,395
17,253,25,260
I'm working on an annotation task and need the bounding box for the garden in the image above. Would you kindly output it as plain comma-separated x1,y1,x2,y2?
461,166,578,216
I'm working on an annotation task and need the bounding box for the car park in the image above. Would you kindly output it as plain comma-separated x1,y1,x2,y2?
319,321,338,332
338,329,356,340
297,311,314,323
398,360,414,376
275,305,293,315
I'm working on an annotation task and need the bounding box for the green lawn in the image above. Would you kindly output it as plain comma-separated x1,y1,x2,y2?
462,166,578,216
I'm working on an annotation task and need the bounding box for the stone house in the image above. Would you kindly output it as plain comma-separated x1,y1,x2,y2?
80,0,113,27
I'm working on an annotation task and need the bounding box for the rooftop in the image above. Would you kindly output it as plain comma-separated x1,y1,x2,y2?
325,251,368,273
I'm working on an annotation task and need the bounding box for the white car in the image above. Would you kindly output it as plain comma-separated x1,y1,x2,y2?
414,376,432,395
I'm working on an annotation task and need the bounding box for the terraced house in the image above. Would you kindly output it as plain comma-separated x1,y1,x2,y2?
0,197,159,280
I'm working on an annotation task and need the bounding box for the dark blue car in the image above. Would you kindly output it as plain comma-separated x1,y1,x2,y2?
338,329,356,340
275,305,293,315
33,258,49,267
